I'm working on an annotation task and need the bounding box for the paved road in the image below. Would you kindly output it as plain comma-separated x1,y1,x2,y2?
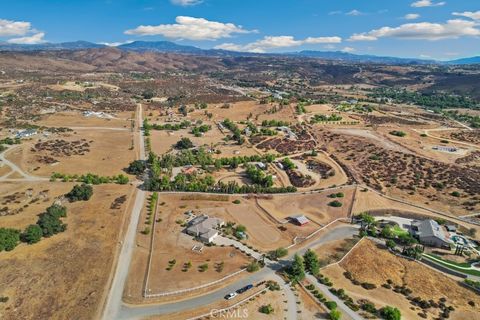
212,236,264,260
102,104,146,320
115,225,358,319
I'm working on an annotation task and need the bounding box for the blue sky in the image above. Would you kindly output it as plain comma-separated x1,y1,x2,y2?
0,0,479,59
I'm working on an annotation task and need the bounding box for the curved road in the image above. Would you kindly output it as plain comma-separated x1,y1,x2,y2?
115,225,358,320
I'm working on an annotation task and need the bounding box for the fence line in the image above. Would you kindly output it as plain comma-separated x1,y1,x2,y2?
144,268,247,298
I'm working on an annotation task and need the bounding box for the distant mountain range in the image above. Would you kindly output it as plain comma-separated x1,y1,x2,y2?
0,40,478,65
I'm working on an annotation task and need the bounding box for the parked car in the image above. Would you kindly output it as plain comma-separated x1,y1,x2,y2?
224,292,237,300
236,284,254,294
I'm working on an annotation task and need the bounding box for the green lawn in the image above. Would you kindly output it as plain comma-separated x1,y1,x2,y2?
392,225,408,236
423,254,480,277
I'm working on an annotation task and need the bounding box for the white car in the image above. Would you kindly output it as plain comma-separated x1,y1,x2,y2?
225,292,237,300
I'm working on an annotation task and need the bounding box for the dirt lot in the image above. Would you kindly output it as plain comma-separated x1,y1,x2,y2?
323,240,480,320
5,129,135,177
297,284,329,319
0,182,135,320
124,193,255,303
257,186,355,225
313,237,359,267
36,110,132,128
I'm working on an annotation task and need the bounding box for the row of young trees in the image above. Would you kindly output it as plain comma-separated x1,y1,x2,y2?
222,119,245,145
51,172,129,185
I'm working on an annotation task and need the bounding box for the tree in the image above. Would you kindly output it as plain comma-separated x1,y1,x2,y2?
127,160,146,175
37,204,67,237
329,309,341,320
380,306,401,320
66,184,93,202
282,157,295,170
303,249,320,275
0,228,20,252
288,254,305,283
358,212,376,228
175,137,194,149
398,233,417,246
21,224,43,244
381,226,394,239
142,89,155,99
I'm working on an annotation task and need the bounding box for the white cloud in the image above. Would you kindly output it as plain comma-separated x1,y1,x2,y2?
453,11,480,20
170,0,202,6
341,47,356,53
411,0,445,7
0,18,33,37
349,19,480,41
7,32,45,44
405,13,420,20
215,35,342,53
99,40,134,47
125,16,252,41
346,10,364,16
323,44,336,50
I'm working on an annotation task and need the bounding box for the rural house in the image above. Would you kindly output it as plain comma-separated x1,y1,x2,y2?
186,214,224,243
410,219,450,248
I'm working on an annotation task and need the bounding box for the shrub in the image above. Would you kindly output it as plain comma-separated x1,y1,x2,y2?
232,199,241,204
0,228,20,251
259,304,274,314
268,247,288,260
247,261,260,272
328,200,343,207
329,309,341,320
21,225,43,244
361,282,377,290
380,306,401,320
198,263,209,272
325,301,337,310
389,130,406,137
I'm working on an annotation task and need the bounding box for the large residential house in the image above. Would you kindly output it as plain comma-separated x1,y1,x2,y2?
410,219,450,248
186,215,224,243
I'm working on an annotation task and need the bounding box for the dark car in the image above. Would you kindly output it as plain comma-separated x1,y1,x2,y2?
236,284,254,294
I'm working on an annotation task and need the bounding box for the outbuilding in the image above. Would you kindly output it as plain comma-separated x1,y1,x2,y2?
291,215,309,226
